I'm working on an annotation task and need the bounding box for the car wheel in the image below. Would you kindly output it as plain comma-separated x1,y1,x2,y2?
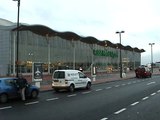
31,90,38,98
86,82,91,89
0,94,8,103
69,84,74,92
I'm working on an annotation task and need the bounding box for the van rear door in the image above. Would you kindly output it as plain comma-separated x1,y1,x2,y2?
53,71,66,86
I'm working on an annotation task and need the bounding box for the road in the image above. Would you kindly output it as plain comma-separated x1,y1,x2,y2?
1,75,160,120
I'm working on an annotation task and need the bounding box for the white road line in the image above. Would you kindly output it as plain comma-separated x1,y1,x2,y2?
127,82,131,85
122,84,126,86
25,101,39,105
46,97,59,101
82,91,91,94
147,82,155,85
131,101,139,106
105,87,112,89
142,96,149,100
115,85,120,87
114,108,126,114
96,89,102,91
157,90,160,93
0,106,12,110
67,94,77,97
100,118,108,120
151,93,156,96
133,81,136,83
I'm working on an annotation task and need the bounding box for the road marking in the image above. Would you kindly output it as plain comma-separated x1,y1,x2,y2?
147,82,155,85
0,106,12,110
114,108,126,114
131,101,139,106
96,89,102,91
142,96,149,100
25,101,39,105
82,91,91,94
133,81,136,83
151,93,156,96
115,85,120,87
157,90,160,93
46,97,59,101
67,94,77,97
100,118,108,120
122,84,126,86
105,87,111,89
127,82,131,85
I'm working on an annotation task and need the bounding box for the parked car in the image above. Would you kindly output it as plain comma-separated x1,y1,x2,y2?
52,70,91,92
135,66,152,78
0,77,39,103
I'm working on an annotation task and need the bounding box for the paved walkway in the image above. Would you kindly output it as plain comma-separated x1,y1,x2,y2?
38,69,160,92
38,72,133,91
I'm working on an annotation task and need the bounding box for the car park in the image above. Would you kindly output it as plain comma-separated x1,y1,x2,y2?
135,66,152,78
52,70,91,92
0,77,39,103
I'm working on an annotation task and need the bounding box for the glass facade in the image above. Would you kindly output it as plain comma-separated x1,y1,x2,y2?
0,25,142,76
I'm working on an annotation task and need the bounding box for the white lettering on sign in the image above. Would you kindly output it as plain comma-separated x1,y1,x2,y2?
68,73,78,76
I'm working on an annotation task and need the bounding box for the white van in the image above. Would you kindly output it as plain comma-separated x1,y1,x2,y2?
52,70,91,92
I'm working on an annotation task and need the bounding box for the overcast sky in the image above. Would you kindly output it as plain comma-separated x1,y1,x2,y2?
1,0,160,65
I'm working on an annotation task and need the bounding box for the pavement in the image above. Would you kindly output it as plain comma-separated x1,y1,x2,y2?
35,68,160,92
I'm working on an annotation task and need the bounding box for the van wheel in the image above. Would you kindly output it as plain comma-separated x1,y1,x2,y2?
54,88,59,92
69,84,74,92
0,94,8,103
86,82,91,89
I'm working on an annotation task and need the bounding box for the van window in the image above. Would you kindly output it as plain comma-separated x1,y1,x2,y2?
54,71,65,79
79,72,86,78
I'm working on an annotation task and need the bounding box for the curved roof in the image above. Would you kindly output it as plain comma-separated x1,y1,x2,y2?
81,36,98,44
59,31,81,40
12,24,145,53
0,18,15,26
13,25,58,36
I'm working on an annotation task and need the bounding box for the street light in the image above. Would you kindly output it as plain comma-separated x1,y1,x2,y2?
13,0,20,77
149,43,155,73
46,34,51,74
116,31,125,78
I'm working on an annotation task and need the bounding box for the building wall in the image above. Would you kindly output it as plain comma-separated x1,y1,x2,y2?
0,29,141,76
0,29,11,76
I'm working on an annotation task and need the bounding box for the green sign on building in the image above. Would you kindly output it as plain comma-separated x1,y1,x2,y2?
93,49,118,58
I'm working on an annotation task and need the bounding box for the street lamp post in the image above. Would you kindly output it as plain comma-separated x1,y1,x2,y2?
46,34,51,74
149,43,155,73
71,39,75,70
13,0,20,77
116,31,125,78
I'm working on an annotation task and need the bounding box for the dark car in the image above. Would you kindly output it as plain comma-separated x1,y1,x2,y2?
0,77,39,103
135,66,152,78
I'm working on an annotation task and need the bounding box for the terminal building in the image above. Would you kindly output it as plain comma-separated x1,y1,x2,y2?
0,18,145,76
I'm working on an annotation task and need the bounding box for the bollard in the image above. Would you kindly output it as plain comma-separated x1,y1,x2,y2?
35,82,41,88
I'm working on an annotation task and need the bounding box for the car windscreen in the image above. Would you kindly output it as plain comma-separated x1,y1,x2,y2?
54,71,65,79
